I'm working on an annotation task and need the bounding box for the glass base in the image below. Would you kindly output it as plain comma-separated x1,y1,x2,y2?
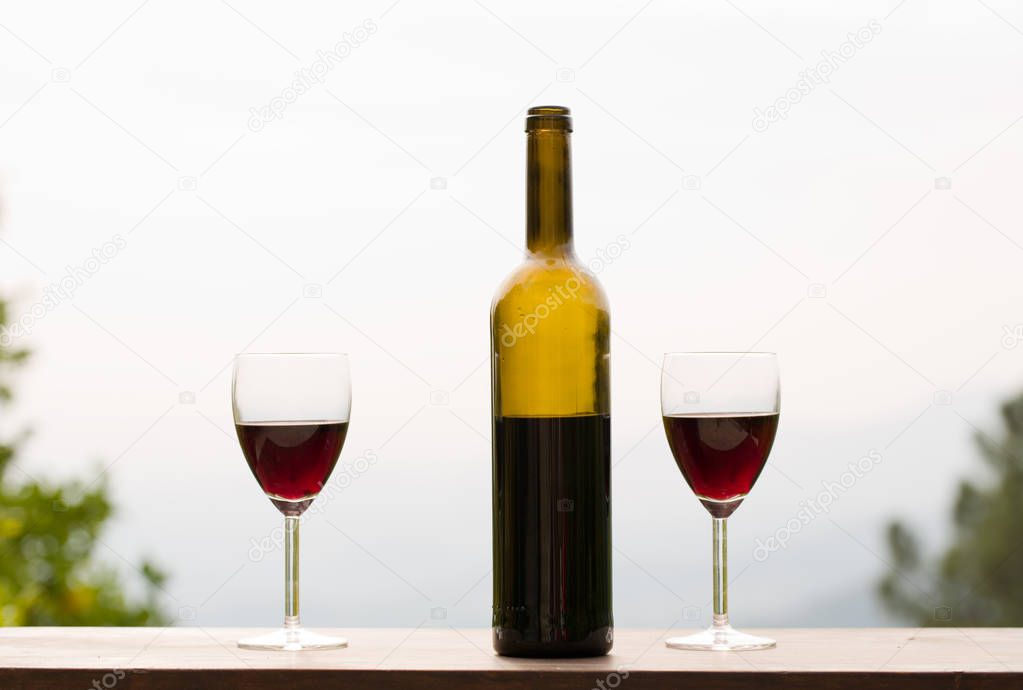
666,624,775,651
238,627,348,651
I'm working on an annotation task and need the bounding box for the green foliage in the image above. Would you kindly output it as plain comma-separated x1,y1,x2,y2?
0,298,167,626
880,394,1023,625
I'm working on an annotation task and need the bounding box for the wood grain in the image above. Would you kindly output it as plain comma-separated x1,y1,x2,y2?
0,627,1020,689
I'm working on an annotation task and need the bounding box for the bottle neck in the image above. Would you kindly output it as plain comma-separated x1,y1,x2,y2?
526,130,573,255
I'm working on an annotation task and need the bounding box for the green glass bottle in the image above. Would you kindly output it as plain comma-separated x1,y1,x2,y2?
490,106,612,657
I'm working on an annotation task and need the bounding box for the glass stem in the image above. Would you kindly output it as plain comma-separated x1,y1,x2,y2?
284,515,300,630
712,517,728,629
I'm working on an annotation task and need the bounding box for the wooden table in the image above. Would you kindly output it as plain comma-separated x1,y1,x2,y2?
1,627,1021,689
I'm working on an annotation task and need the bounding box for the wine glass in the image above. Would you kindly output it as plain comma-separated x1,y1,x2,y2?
661,352,780,651
232,353,352,651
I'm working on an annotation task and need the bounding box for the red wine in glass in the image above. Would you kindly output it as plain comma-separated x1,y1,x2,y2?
233,352,351,652
662,413,778,518
236,421,348,516
661,352,779,651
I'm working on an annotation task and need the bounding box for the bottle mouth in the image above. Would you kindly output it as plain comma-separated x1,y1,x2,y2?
526,105,572,132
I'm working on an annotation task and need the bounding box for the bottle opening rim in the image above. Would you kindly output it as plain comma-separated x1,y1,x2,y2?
526,105,572,132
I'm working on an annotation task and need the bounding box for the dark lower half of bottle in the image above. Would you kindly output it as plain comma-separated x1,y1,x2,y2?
492,414,612,657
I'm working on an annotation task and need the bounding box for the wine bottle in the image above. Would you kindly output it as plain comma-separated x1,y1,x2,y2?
490,106,612,657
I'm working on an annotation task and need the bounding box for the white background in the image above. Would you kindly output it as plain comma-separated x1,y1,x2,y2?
1,0,1022,633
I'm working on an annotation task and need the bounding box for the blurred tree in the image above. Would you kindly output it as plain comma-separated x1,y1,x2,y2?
880,394,1023,625
0,298,168,625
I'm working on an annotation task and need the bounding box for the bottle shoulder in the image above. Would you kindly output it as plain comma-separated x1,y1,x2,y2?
491,256,609,315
